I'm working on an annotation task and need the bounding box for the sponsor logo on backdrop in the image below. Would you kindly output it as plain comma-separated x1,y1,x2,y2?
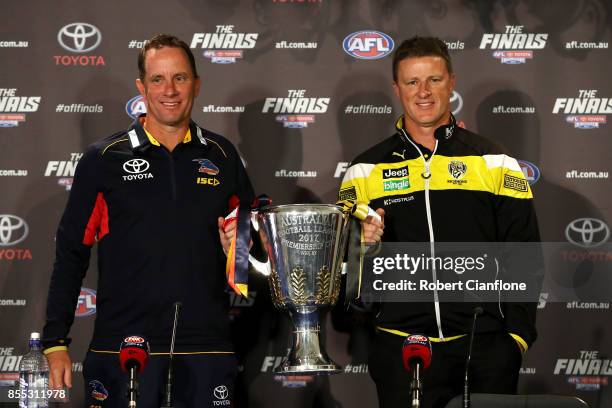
202,104,245,113
0,299,26,306
553,89,611,129
55,103,103,113
566,301,610,310
450,91,463,116
343,30,394,60
128,40,147,49
334,162,349,178
75,287,96,317
565,218,610,248
45,153,82,190
261,355,314,387
0,40,28,48
479,25,547,64
555,351,611,391
263,89,329,128
565,40,608,50
0,169,28,177
123,159,153,181
520,367,536,375
228,291,257,320
344,104,392,114
0,347,20,385
54,22,105,66
0,88,41,127
275,169,317,178
566,170,608,179
445,40,465,51
190,25,258,64
275,40,317,49
0,215,31,261
518,160,540,186
537,292,548,309
126,95,146,119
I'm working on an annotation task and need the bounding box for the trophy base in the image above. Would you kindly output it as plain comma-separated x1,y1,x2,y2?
275,361,343,375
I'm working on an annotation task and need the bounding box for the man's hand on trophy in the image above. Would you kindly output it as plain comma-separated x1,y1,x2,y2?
362,208,385,244
218,217,235,255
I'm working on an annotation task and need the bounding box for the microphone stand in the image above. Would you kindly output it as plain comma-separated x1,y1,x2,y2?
410,362,422,408
128,365,139,407
463,307,483,408
161,302,182,408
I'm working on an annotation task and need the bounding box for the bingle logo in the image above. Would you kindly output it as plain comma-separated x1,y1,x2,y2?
57,23,102,53
125,95,146,119
565,218,610,248
343,30,394,60
382,167,408,179
0,215,29,247
123,159,150,174
75,287,96,317
518,160,541,186
450,91,463,116
55,22,105,66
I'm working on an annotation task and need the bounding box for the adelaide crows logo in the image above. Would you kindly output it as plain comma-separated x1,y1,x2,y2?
193,158,219,175
89,380,108,401
448,161,467,180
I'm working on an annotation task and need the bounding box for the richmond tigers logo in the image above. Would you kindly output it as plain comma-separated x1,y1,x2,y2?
448,161,467,180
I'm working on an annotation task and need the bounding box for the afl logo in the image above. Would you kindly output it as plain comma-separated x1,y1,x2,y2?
518,160,540,186
125,95,146,119
124,336,145,344
343,31,394,60
75,287,96,317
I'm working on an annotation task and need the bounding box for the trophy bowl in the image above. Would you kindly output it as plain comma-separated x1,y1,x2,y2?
256,204,349,375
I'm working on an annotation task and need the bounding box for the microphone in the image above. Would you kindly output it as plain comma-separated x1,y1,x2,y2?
402,334,432,408
463,306,483,408
161,302,182,408
119,335,150,408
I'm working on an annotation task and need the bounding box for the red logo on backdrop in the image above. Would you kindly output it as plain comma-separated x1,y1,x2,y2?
75,287,96,317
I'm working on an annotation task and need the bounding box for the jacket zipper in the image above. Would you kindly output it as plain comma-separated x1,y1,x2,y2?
400,129,444,340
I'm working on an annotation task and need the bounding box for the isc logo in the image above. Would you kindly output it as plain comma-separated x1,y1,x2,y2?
197,177,220,186
343,31,394,60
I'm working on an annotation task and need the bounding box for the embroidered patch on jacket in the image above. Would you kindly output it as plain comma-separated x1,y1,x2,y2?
504,174,529,192
338,186,357,201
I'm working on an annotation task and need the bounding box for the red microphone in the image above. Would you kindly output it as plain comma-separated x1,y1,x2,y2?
119,335,150,407
402,334,432,408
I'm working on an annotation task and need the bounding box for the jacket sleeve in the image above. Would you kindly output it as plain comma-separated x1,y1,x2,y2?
336,162,373,208
488,154,542,349
42,147,102,351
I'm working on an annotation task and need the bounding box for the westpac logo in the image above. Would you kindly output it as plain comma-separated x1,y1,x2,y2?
75,287,96,317
343,30,394,60
126,95,146,119
55,22,105,66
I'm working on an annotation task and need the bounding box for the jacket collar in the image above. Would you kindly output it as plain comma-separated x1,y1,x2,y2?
127,115,208,152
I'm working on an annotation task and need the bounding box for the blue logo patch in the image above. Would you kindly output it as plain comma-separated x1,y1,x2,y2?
89,380,108,401
193,158,219,175
125,95,146,119
342,31,394,60
518,160,541,186
75,287,96,317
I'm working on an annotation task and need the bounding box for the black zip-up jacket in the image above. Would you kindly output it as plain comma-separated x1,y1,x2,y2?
43,117,254,353
338,116,541,349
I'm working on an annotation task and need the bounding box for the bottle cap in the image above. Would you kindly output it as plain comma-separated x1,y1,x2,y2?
30,332,41,340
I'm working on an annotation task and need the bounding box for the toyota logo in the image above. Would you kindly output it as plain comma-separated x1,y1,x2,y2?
0,215,29,247
58,23,102,53
213,385,229,400
450,91,463,115
565,218,610,248
123,159,150,174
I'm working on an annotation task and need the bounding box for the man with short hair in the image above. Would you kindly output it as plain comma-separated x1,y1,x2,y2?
338,36,540,408
43,34,251,406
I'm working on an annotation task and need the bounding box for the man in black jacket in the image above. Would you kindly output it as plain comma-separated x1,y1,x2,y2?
43,34,252,406
338,36,541,408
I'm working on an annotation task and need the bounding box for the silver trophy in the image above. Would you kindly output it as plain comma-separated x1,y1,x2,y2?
256,204,349,374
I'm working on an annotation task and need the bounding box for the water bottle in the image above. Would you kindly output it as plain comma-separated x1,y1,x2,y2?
19,332,49,408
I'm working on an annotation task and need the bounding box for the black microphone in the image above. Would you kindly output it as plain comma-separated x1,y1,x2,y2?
119,336,150,408
402,334,432,408
463,306,483,408
161,302,182,408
